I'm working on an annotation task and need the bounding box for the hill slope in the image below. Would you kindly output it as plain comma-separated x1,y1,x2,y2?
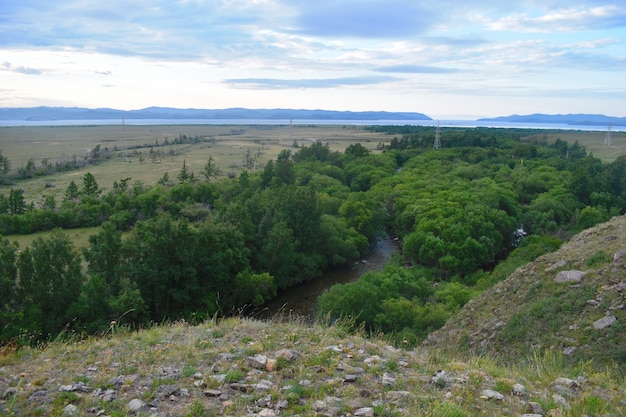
1,317,625,416
2,218,626,416
425,214,626,369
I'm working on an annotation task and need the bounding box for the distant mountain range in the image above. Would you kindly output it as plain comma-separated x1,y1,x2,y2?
0,106,431,121
478,113,626,126
1,107,624,126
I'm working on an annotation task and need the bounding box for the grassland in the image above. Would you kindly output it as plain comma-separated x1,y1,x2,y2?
0,124,388,204
523,129,626,163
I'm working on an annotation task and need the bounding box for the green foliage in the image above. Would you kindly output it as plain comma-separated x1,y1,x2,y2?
15,230,84,337
3,127,626,344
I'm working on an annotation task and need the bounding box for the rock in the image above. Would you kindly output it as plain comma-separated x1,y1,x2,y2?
254,380,273,391
63,404,78,416
545,259,567,271
385,391,414,403
107,376,124,388
203,389,222,397
527,401,544,415
59,382,92,393
363,355,381,366
344,374,359,383
512,383,527,398
230,383,252,393
382,372,396,385
209,374,226,384
593,315,617,330
93,388,116,402
614,249,626,261
480,389,505,401
258,409,276,417
563,346,577,355
158,384,179,397
354,407,375,417
126,398,146,413
431,370,453,386
217,353,234,361
337,362,365,374
311,400,327,411
552,393,571,409
519,414,543,417
275,349,300,361
555,270,585,283
248,354,268,369
265,358,277,372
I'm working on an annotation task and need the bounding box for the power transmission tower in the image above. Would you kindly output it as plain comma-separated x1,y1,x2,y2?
433,121,441,149
122,118,128,161
603,123,613,146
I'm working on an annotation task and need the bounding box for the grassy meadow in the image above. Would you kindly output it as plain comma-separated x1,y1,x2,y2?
522,128,626,162
0,124,388,205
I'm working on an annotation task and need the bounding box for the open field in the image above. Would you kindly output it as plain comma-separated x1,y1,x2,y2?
523,129,626,162
0,124,624,206
0,124,388,204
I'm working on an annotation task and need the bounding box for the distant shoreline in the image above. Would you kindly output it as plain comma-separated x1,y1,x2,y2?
0,118,622,131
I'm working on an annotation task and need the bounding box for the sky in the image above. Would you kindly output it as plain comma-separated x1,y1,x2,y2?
1,0,625,119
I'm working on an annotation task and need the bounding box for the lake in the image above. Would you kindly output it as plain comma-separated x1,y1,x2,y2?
0,118,621,131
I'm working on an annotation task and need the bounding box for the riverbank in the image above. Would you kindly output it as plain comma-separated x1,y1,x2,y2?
256,238,395,319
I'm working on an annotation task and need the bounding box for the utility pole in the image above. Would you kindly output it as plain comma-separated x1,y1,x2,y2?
433,121,441,149
604,123,613,146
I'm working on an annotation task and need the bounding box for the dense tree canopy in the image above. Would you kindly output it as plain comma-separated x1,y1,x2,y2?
1,127,625,344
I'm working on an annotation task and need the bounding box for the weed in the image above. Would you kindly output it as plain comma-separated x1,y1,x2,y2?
528,348,564,381
3,378,21,417
586,250,612,267
224,369,245,383
183,363,197,378
386,359,399,372
494,379,514,394
430,401,469,417
185,400,212,417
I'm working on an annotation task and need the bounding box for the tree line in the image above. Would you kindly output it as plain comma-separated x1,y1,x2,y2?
1,129,626,344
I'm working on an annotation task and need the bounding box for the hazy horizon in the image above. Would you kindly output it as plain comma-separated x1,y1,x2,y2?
1,1,625,118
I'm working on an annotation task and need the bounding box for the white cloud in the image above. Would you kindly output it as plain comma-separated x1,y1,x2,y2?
0,0,625,116
487,5,626,32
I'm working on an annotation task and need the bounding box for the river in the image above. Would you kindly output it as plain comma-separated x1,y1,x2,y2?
251,237,395,320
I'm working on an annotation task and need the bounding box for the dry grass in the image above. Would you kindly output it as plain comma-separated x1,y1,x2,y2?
0,124,388,204
523,129,626,162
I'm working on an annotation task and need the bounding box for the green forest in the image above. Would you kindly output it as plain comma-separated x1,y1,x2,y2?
1,126,625,345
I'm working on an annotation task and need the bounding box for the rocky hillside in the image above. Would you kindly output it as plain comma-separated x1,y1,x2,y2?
425,214,626,369
2,217,626,416
1,316,625,416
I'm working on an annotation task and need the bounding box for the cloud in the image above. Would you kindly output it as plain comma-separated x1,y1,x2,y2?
224,75,399,89
487,5,626,32
374,64,461,74
2,61,43,75
294,1,437,38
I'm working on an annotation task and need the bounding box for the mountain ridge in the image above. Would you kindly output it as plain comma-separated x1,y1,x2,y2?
0,106,432,121
478,113,626,126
